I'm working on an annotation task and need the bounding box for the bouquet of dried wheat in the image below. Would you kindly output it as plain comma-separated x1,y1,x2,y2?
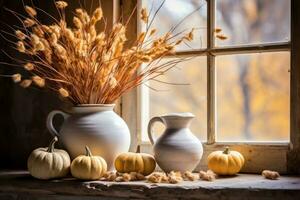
3,1,195,104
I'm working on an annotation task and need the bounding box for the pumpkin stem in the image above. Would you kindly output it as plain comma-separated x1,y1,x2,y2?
85,146,92,157
136,145,141,153
47,136,58,153
223,146,230,154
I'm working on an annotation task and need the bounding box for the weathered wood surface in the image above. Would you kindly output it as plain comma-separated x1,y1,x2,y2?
0,171,300,200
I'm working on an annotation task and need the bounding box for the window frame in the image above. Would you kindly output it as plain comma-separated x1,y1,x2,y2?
118,0,300,174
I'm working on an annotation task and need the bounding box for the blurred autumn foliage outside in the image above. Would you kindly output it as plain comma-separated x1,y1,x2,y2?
142,0,290,142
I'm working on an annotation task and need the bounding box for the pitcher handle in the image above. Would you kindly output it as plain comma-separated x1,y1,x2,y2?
147,116,164,145
46,110,69,137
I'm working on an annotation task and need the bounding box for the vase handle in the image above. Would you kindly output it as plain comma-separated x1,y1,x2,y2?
46,110,69,137
147,116,164,145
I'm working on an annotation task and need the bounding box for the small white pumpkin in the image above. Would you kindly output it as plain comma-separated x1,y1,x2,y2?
27,136,71,179
71,146,107,180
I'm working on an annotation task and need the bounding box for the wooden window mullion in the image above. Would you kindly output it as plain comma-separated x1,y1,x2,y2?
171,42,290,56
207,0,216,144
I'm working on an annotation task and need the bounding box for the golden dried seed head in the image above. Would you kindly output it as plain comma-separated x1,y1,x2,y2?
109,77,117,88
165,45,174,51
214,28,222,33
95,33,105,43
64,28,74,41
40,38,49,48
20,79,32,88
149,29,157,36
16,41,26,53
24,18,35,27
216,34,228,40
25,6,37,17
12,73,21,83
49,25,61,36
35,42,45,51
50,33,58,45
58,88,69,97
73,17,82,29
32,75,45,87
32,26,44,37
75,8,84,16
30,34,40,45
137,32,146,43
55,1,68,9
93,7,103,21
44,51,52,63
54,44,66,57
175,39,183,45
24,63,34,71
141,8,148,23
15,30,26,40
140,55,151,63
186,28,194,41
41,25,51,33
75,8,89,24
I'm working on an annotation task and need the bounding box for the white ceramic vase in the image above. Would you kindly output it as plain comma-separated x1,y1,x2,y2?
46,104,130,170
148,113,203,172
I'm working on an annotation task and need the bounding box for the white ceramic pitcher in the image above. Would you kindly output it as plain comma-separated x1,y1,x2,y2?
46,104,130,170
148,113,203,172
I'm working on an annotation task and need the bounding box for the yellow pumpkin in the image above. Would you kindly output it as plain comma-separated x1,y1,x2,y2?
115,147,156,176
71,146,107,180
207,147,245,175
27,136,71,180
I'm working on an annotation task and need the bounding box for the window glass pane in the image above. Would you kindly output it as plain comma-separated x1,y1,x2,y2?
140,0,207,51
216,52,290,142
215,0,290,46
142,56,207,141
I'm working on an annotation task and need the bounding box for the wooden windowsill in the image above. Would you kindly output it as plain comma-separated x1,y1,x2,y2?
0,171,299,200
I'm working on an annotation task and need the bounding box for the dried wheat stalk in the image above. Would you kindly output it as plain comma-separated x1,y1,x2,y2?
3,1,197,105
